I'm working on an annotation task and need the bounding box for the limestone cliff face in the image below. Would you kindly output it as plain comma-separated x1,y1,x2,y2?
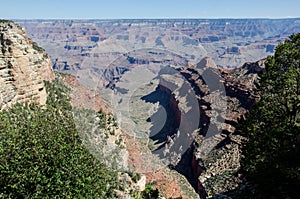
0,21,54,110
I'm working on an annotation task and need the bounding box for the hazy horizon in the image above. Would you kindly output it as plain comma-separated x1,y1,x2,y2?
11,17,300,20
1,0,300,20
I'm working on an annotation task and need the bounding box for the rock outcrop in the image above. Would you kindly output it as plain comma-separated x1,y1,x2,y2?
189,59,266,198
0,21,54,110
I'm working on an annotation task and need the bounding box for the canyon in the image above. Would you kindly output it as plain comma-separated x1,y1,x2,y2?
17,18,300,72
2,19,300,198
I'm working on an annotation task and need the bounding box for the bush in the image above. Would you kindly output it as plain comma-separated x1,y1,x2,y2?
0,79,120,198
0,19,13,23
32,41,44,53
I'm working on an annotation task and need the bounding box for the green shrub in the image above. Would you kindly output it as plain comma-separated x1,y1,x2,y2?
0,19,13,23
131,184,159,199
32,41,44,53
0,79,120,198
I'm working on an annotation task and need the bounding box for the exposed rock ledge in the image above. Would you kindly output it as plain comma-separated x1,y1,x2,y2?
0,21,54,110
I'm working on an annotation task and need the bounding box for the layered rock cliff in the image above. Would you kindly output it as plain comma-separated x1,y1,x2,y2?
190,59,266,198
0,21,54,110
17,18,300,74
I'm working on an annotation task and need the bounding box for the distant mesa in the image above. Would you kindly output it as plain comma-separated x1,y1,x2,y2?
16,18,300,73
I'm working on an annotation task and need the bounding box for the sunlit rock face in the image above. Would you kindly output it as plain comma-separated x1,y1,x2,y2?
0,21,54,110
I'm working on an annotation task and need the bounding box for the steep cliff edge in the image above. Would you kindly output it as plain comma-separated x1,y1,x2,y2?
191,59,266,198
0,21,54,110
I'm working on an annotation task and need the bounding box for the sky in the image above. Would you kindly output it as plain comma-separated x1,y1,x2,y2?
1,0,300,19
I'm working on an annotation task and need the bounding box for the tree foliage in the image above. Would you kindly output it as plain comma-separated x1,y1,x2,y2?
238,33,300,198
0,79,120,198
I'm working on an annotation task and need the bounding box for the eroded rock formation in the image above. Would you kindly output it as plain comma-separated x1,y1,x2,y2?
189,59,266,198
0,21,54,110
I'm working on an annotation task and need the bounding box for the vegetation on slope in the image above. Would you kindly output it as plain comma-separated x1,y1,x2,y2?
0,19,13,23
238,33,300,198
0,79,120,198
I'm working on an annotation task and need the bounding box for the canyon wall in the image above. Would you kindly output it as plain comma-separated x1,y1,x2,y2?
0,21,54,110
17,18,300,74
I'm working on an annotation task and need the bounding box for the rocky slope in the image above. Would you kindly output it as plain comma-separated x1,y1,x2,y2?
190,59,266,198
0,20,54,110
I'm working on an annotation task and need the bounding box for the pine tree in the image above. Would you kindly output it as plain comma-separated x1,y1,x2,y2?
239,33,300,198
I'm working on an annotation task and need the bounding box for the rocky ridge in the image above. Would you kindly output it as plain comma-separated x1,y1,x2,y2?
0,21,54,110
189,59,266,198
105,54,265,197
98,53,265,198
